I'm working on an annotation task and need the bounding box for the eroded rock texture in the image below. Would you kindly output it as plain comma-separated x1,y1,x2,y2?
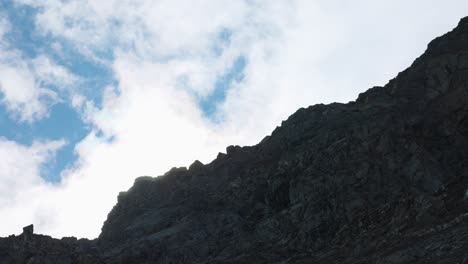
2,16,468,264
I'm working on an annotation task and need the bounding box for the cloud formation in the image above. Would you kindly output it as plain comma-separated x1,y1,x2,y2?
0,138,65,232
0,15,77,122
1,0,468,238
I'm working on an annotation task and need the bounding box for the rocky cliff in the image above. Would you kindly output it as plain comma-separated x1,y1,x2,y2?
2,17,468,264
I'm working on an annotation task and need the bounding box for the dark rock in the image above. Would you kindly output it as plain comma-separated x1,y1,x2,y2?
226,145,241,155
3,15,468,264
189,160,204,171
22,225,33,236
216,151,227,159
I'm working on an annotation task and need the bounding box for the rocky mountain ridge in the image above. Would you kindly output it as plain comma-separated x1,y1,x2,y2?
1,16,468,263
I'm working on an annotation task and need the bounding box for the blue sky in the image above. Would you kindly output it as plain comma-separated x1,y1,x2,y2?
0,1,244,184
199,55,246,117
0,0,467,239
0,1,115,183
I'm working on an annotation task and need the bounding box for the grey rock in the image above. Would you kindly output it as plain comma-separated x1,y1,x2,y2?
22,225,33,236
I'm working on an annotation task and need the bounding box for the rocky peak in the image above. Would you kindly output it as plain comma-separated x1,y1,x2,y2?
94,16,468,263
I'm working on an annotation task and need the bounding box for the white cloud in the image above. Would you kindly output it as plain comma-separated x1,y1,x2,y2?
0,16,9,40
0,17,52,122
0,138,65,233
2,0,468,239
32,55,78,89
0,16,77,122
0,55,56,122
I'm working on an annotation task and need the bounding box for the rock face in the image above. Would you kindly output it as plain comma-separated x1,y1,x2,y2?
2,17,468,264
0,231,103,264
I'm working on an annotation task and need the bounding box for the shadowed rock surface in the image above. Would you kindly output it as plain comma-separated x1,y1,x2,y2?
2,16,468,264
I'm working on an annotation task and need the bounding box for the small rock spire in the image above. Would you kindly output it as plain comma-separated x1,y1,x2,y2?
22,224,34,242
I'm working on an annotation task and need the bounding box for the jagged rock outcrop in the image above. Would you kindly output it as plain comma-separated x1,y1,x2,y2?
0,228,102,264
2,16,468,264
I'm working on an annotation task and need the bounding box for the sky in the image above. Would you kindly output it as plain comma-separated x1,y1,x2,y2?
0,0,467,239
